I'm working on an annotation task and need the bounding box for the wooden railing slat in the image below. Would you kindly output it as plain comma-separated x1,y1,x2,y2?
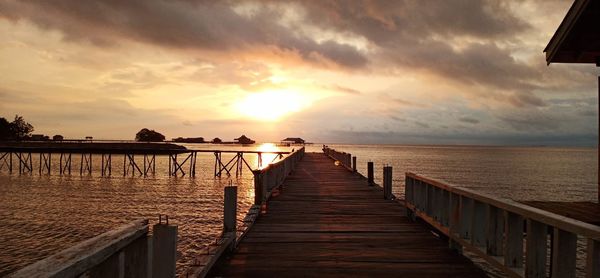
525,219,547,278
552,228,577,278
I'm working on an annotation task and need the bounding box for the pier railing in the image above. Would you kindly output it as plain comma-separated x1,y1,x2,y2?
323,146,355,171
9,218,177,278
252,147,305,206
405,172,600,278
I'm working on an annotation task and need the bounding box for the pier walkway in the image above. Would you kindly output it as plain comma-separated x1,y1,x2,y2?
209,153,486,277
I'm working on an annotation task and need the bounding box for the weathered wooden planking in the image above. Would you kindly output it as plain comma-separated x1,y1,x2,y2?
208,153,487,277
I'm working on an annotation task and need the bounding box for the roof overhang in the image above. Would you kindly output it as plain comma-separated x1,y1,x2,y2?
544,0,600,65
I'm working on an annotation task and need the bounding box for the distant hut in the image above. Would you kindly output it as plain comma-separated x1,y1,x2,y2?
30,134,48,141
234,135,255,145
173,137,205,143
52,134,64,141
281,137,305,145
212,137,223,143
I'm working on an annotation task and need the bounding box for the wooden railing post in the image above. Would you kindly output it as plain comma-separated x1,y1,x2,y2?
224,186,238,252
152,219,177,278
471,201,486,247
526,219,547,278
587,239,600,278
552,228,577,277
459,196,473,239
486,206,504,256
504,212,523,269
367,162,374,186
253,170,263,206
449,192,462,253
383,166,392,200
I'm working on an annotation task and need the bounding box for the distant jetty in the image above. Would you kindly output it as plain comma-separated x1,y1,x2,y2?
0,141,188,154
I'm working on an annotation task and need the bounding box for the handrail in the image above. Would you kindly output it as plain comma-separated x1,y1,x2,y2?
252,147,305,206
405,172,600,278
322,146,354,171
9,219,177,278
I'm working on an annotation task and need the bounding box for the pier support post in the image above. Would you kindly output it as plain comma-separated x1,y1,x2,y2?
152,218,177,278
352,156,357,172
253,170,264,206
383,166,393,200
367,162,374,186
224,186,238,252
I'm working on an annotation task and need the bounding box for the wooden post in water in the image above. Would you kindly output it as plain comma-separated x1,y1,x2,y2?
224,186,238,252
367,162,374,186
383,166,392,200
253,170,263,206
152,217,177,278
352,156,357,172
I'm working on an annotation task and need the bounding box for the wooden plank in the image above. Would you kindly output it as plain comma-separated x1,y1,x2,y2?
486,206,504,256
551,228,577,278
505,212,524,268
525,219,547,278
209,153,487,277
587,238,600,278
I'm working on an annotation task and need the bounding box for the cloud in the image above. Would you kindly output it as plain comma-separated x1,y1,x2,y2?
459,117,480,124
415,121,430,128
0,0,367,68
328,85,362,95
507,92,547,108
497,111,560,132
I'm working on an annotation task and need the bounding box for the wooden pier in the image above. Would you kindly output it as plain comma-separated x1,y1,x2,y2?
0,142,289,177
207,152,487,277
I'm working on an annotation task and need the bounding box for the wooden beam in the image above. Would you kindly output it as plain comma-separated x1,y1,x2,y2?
9,220,149,278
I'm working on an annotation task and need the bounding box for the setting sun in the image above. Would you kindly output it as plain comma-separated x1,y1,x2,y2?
235,90,307,121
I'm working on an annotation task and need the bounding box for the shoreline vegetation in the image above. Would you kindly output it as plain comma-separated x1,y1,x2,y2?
1,115,310,148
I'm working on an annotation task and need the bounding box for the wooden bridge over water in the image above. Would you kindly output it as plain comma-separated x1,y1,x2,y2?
0,141,289,177
207,152,487,277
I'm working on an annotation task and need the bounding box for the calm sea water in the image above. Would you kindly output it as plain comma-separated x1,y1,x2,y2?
0,144,597,276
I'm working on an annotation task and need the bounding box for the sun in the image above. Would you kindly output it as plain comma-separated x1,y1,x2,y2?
235,89,307,121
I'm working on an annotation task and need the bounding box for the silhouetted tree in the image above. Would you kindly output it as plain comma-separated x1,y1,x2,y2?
10,115,34,140
212,137,222,143
135,128,165,142
0,117,11,140
0,115,34,141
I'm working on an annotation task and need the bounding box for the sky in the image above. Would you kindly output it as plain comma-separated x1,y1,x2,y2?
0,0,598,146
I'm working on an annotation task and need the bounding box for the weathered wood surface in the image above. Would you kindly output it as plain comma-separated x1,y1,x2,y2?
209,153,487,277
522,201,600,226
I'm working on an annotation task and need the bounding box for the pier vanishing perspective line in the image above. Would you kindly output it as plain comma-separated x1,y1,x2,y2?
207,152,487,277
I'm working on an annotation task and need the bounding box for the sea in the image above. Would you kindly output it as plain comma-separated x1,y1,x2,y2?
0,143,597,276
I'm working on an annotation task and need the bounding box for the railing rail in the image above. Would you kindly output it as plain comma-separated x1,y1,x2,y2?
405,172,600,278
9,218,178,278
252,147,305,206
323,146,354,171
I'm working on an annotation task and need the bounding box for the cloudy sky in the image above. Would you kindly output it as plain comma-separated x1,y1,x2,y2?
0,0,597,145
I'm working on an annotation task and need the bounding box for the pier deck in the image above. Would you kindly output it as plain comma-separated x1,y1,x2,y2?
209,153,487,277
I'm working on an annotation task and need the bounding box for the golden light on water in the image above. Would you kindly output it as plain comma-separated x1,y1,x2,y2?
257,143,281,169
235,89,306,121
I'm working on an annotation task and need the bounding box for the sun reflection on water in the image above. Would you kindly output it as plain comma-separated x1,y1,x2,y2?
256,143,282,169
